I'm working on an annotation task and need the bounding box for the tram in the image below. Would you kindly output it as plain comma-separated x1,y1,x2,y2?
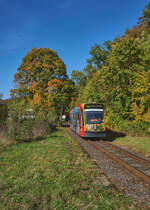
69,103,106,138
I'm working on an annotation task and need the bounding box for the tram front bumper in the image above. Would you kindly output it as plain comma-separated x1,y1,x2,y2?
84,131,106,138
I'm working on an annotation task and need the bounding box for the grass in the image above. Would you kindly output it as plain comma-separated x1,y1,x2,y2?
0,128,140,209
0,123,13,148
113,135,150,159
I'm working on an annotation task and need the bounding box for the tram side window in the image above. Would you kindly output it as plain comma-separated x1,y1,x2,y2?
77,112,80,128
77,112,80,124
80,109,84,127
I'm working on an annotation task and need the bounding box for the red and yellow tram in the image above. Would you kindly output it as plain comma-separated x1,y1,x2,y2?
69,103,106,138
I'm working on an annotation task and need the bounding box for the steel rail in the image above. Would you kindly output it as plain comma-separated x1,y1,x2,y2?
100,140,150,167
88,140,150,188
67,128,150,209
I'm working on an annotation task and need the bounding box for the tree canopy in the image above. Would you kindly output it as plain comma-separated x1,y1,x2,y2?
71,3,150,133
12,48,68,97
11,48,76,118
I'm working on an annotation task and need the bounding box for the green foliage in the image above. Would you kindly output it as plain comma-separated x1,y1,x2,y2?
71,70,86,87
47,79,77,116
10,47,77,123
106,110,149,134
97,35,149,132
7,97,56,142
78,72,103,103
7,118,54,142
0,103,7,122
87,41,112,69
72,3,150,133
83,41,112,80
71,41,113,106
143,2,150,27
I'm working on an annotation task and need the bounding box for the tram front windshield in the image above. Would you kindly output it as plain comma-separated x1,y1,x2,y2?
85,110,104,124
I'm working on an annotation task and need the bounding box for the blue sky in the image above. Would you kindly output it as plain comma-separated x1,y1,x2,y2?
0,0,148,99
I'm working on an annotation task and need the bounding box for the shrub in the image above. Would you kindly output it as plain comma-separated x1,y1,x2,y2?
7,118,56,142
0,103,8,122
0,121,12,146
106,111,149,134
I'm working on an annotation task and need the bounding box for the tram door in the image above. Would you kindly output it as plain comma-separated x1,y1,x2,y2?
76,112,80,134
79,109,84,136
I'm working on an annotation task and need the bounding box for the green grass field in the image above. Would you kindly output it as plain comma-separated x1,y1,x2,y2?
0,128,140,209
113,135,150,159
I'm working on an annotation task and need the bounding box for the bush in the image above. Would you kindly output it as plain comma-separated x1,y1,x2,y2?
0,103,8,122
7,118,56,142
0,121,12,146
106,111,149,134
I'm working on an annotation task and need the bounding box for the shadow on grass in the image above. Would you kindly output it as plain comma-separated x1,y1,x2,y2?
103,129,126,142
91,129,126,142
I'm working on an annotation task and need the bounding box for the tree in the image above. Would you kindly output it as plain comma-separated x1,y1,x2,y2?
70,40,113,105
12,48,68,98
71,70,86,87
70,3,150,132
48,79,77,116
93,34,150,130
84,41,112,79
142,2,150,27
11,47,77,119
131,34,150,123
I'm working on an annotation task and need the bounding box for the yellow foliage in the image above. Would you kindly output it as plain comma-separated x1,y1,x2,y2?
32,93,41,105
30,82,38,89
144,108,150,123
48,78,63,87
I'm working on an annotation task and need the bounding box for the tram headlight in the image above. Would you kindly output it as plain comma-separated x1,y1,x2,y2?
102,124,105,131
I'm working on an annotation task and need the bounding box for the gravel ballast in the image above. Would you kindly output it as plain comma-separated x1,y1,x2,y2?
68,129,150,209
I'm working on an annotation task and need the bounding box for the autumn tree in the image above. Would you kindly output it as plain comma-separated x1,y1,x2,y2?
81,34,149,131
70,41,113,105
83,41,112,79
11,48,76,119
123,2,150,40
142,2,150,27
74,3,150,132
71,70,86,87
48,79,77,116
12,48,67,97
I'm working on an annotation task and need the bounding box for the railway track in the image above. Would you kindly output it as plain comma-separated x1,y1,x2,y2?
88,140,150,189
67,128,150,208
68,128,150,188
